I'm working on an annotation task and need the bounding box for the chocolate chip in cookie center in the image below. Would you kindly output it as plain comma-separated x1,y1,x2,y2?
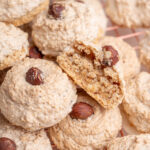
102,45,119,67
49,3,65,19
0,137,16,150
70,102,94,120
26,67,44,85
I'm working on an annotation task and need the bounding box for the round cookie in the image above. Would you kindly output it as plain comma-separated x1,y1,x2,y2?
0,58,77,131
49,92,122,150
32,0,107,57
104,134,150,150
0,113,52,150
0,0,49,26
98,36,140,79
140,31,150,71
106,0,150,28
123,72,150,133
0,22,29,70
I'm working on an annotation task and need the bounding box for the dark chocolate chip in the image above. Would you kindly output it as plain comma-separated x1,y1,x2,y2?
0,137,16,150
102,45,119,67
26,67,44,85
49,3,65,19
70,102,94,120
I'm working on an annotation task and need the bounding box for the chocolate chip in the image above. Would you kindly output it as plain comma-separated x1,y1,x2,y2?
29,46,43,59
76,0,84,3
26,67,44,85
70,102,94,120
0,137,16,150
49,3,65,19
101,45,119,67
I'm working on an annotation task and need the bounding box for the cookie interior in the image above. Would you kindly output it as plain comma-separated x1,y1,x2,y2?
57,42,124,108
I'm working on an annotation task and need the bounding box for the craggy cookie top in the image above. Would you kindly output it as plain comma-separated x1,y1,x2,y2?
123,72,150,132
0,58,77,131
0,113,52,150
104,134,150,150
106,0,150,28
0,0,46,21
0,22,29,70
98,36,140,79
49,92,122,150
32,0,107,56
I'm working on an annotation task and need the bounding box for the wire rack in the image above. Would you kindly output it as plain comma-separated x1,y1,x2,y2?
51,0,148,149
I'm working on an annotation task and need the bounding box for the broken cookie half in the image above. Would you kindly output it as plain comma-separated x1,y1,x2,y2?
57,41,125,109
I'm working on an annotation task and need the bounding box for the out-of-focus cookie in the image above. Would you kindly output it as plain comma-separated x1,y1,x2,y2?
103,134,150,150
123,72,150,133
98,36,140,79
0,58,77,131
0,22,29,70
49,92,122,150
119,105,140,135
106,0,150,28
0,113,52,150
0,0,49,26
57,41,125,108
32,0,107,57
140,31,150,71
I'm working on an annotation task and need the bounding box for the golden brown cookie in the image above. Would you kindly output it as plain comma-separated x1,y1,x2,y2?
98,36,140,79
57,41,125,108
123,72,150,133
32,0,107,57
49,92,122,150
0,113,52,150
103,134,150,150
0,0,49,26
0,58,77,131
106,0,150,28
0,22,29,70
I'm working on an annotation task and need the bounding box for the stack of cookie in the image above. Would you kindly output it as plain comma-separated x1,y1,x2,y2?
0,0,150,150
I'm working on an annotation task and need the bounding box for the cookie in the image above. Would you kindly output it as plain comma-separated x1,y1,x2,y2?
98,36,140,79
32,0,107,57
0,22,29,70
0,112,52,150
106,0,150,28
119,105,140,135
103,134,150,150
0,0,49,26
140,31,150,71
123,72,150,133
49,92,122,150
57,41,125,108
0,58,77,131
